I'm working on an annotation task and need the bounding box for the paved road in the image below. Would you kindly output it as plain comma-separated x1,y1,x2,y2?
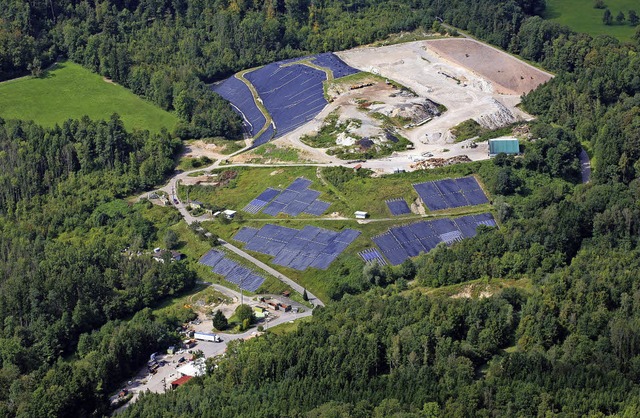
220,240,325,307
580,148,591,184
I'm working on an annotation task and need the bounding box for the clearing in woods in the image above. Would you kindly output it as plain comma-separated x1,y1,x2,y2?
544,0,638,42
0,61,179,133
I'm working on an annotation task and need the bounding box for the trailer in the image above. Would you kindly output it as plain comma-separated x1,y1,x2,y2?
193,332,222,343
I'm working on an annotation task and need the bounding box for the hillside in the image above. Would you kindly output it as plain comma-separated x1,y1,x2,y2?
2,0,640,417
0,62,179,133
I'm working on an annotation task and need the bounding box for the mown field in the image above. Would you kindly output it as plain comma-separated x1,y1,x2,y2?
544,0,638,41
0,62,179,133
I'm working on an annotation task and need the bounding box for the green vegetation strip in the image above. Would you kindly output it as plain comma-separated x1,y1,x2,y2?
235,69,273,141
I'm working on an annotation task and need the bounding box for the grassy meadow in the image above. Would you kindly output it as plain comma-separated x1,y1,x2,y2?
0,61,179,133
544,0,638,41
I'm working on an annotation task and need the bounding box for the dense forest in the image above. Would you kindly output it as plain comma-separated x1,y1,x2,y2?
1,0,640,416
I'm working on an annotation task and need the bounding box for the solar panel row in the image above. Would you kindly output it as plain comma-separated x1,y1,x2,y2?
373,213,497,265
242,187,282,213
312,53,360,79
246,64,328,138
386,198,411,216
198,249,266,292
211,77,265,138
233,224,360,271
413,176,489,211
358,249,388,266
243,177,331,217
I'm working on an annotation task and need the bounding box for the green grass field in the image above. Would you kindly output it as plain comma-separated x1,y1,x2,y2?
544,0,638,41
0,62,179,133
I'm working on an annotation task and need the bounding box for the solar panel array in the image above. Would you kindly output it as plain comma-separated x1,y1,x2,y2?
413,176,489,211
373,213,497,265
214,54,359,146
233,224,360,271
198,249,265,292
252,123,275,148
358,249,387,266
246,64,327,137
312,53,360,79
242,177,331,217
211,77,265,138
242,188,282,214
386,198,411,216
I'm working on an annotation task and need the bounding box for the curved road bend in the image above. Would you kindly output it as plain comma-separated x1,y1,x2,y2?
161,180,326,307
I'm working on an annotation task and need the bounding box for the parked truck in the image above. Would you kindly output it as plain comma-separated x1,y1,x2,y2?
193,332,222,343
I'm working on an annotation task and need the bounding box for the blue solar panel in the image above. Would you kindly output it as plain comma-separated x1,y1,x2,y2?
212,77,265,138
256,224,282,238
439,230,464,244
272,249,301,267
212,258,238,276
430,218,459,235
373,233,398,249
310,253,338,270
410,221,435,238
289,255,315,271
312,53,360,79
423,194,449,211
227,265,251,283
240,224,355,270
313,229,339,244
199,249,225,267
435,179,459,195
256,188,281,202
272,226,299,243
415,177,490,211
245,236,272,253
386,199,411,216
296,225,323,241
443,192,469,208
336,229,361,244
414,182,441,198
303,200,331,216
252,124,275,148
382,246,410,266
297,189,321,204
401,240,426,257
303,241,327,253
282,200,310,216
465,189,490,205
242,202,263,214
358,249,387,265
371,213,498,265
285,236,306,250
477,219,497,228
264,242,287,257
455,176,480,190
233,227,260,243
419,236,442,252
454,217,479,238
245,63,329,138
274,189,299,204
262,201,287,216
242,274,265,292
474,213,495,223
287,177,313,191
390,227,414,244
